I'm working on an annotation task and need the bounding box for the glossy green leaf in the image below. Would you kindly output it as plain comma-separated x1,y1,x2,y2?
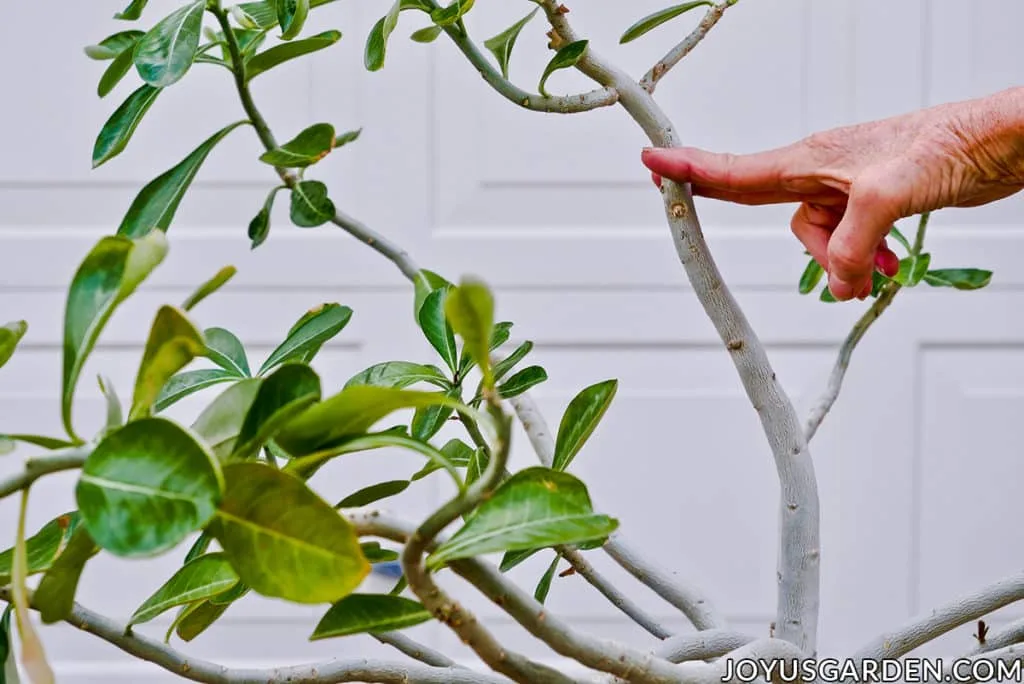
275,0,310,39
97,45,136,98
410,438,474,481
428,467,618,569
798,258,824,295
0,512,82,584
820,285,838,303
620,1,713,44
183,266,236,312
888,225,912,254
34,526,100,625
534,554,559,604
246,30,342,80
93,84,162,169
97,375,124,432
922,268,993,290
413,270,453,319
344,361,449,390
364,1,401,72
275,385,470,456
909,252,932,286
431,0,474,26
210,462,369,603
169,598,229,642
248,185,285,249
445,278,494,386
76,418,223,557
417,288,458,373
333,128,361,148
129,306,207,421
63,231,168,439
230,2,278,29
496,366,547,400
117,121,249,238
115,0,149,20
233,363,320,460
289,180,335,227
360,542,399,563
492,340,532,382
204,328,250,378
335,480,410,508
311,594,431,639
129,553,239,626
191,379,262,459
260,123,335,168
410,25,442,43
133,1,205,87
498,547,540,573
538,40,588,97
85,30,145,60
411,386,461,442
259,303,352,374
483,8,538,78
155,369,238,413
0,321,27,371
210,580,249,605
552,379,617,472
183,531,213,565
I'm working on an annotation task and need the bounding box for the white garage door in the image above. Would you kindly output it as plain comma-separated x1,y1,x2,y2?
1,0,1023,679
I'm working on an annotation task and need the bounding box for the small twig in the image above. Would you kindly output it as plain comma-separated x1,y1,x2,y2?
372,632,462,669
0,450,89,500
641,2,735,94
971,617,1024,655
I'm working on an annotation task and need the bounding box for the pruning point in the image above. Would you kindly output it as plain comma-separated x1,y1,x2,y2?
727,339,743,351
670,203,687,218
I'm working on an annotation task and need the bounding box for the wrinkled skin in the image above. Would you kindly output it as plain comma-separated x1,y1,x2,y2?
641,86,1024,300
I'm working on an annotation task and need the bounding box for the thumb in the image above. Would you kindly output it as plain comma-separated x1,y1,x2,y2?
827,180,903,300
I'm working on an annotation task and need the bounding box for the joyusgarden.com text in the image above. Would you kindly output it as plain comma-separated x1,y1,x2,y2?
721,658,1024,682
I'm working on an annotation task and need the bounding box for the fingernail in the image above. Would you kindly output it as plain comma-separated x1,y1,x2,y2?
828,274,855,301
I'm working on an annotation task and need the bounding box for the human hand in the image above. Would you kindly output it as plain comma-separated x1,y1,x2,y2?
641,87,1024,300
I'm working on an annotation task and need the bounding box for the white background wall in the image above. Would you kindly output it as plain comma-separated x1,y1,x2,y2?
1,0,1024,680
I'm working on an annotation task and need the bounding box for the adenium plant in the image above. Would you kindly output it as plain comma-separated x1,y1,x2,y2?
0,1,1005,683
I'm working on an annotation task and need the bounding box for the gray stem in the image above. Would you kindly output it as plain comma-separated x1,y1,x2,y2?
653,629,756,663
640,2,735,93
372,632,462,669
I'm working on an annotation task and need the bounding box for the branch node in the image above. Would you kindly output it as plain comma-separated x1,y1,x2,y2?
727,339,743,351
670,202,688,218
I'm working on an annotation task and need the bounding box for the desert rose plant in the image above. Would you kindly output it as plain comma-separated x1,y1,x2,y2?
0,1,1007,683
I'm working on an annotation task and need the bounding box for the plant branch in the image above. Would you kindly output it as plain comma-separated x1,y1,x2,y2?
971,617,1024,655
652,629,756,664
372,632,461,669
852,569,1024,662
534,0,821,654
0,450,89,500
0,589,505,684
945,644,1024,684
640,1,735,94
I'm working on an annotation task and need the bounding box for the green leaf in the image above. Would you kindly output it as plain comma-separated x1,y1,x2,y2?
259,303,352,375
184,531,213,565
129,306,207,421
888,225,912,254
190,379,261,459
534,554,559,604
274,385,471,456
155,369,238,413
335,480,410,508
552,379,617,472
445,278,495,386
183,266,237,312
133,1,206,87
364,1,401,72
820,285,838,303
0,321,27,371
114,0,149,20
248,186,285,249
418,288,458,374
169,598,229,642
35,527,100,624
76,418,223,557
93,85,162,169
492,340,532,382
410,26,442,43
333,128,361,148
117,121,249,238
245,30,342,80
209,462,369,603
204,328,251,378
85,30,145,60
428,467,618,569
431,0,475,26
483,7,538,78
97,375,124,432
97,44,136,98
410,438,474,481
411,386,461,442
909,252,932,286
620,1,713,44
230,2,278,29
496,366,547,399
233,363,321,460
275,0,310,39
63,231,168,439
0,512,82,584
922,268,993,290
413,269,453,319
0,435,76,451
311,594,431,639
259,123,335,168
464,445,489,488
0,606,15,684
798,258,824,295
344,361,449,391
498,547,540,573
360,541,399,563
289,180,335,227
538,40,588,98
129,553,239,626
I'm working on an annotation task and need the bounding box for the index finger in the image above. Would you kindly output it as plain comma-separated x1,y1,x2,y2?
641,145,806,195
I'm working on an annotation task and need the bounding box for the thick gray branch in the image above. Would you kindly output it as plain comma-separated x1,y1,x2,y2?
946,644,1024,684
972,617,1024,655
852,570,1024,662
653,629,756,663
641,1,735,93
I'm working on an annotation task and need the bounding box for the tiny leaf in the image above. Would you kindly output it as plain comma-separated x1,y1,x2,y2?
0,321,27,371
538,40,588,98
183,266,237,311
534,554,559,604
483,8,538,79
289,180,335,227
798,258,824,295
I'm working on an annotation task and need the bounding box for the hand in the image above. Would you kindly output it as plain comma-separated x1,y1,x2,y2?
641,87,1024,300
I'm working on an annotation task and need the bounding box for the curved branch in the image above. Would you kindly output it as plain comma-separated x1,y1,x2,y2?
0,588,505,684
653,629,756,664
640,2,735,94
852,570,1024,662
0,450,89,500
373,632,461,669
